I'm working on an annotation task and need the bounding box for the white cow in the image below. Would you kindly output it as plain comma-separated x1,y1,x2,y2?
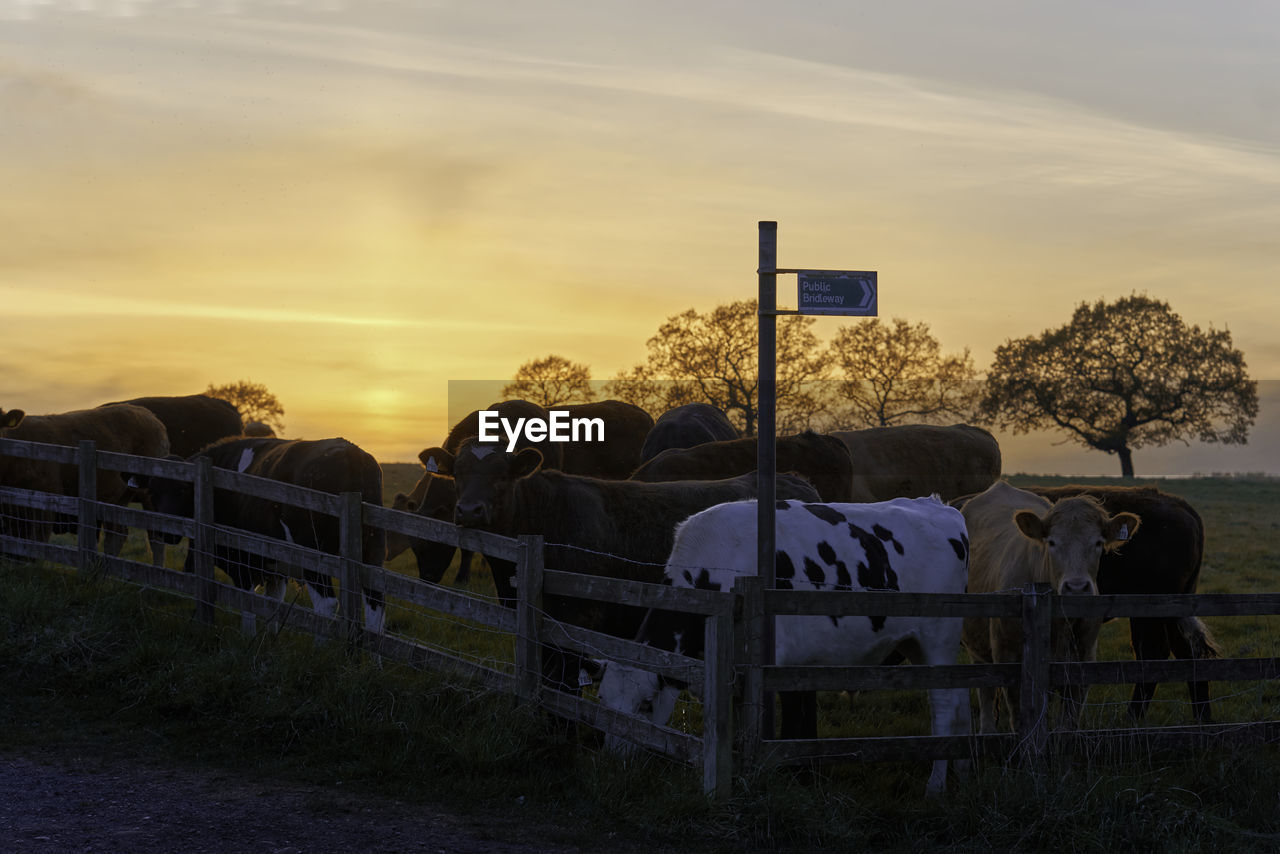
599,495,972,795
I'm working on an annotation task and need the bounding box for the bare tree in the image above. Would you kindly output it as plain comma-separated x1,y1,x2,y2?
501,354,595,407
980,294,1258,477
827,317,978,427
205,380,285,435
604,300,828,435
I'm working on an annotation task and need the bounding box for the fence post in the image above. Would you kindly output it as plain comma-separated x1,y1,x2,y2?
515,535,544,704
734,575,765,767
703,599,734,802
192,455,217,626
338,491,364,647
1018,582,1052,760
76,440,98,575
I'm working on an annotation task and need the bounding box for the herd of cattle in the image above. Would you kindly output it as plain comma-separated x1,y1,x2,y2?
1,393,1221,783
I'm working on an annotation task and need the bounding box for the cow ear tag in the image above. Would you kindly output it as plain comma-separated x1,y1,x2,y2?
578,668,593,688
1119,524,1129,540
424,456,439,473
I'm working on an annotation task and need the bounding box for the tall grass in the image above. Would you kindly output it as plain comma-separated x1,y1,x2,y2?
4,474,1280,850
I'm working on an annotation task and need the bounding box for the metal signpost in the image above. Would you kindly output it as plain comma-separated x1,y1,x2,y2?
756,221,877,738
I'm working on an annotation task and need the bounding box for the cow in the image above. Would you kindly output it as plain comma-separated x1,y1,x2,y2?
101,394,245,564
1,404,170,556
102,394,243,458
638,403,739,464
419,438,822,693
389,400,560,587
145,436,388,632
556,400,655,479
390,400,652,586
598,496,972,795
1027,485,1218,723
829,424,1001,502
630,431,855,504
960,481,1140,733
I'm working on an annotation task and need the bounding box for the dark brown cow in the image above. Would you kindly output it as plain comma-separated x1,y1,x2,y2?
556,400,654,479
102,394,243,458
829,424,1001,502
421,438,822,692
389,400,559,586
145,436,387,631
630,430,854,503
638,403,739,464
0,404,170,556
1028,484,1219,723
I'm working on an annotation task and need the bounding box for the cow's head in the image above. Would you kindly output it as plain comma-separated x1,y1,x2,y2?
418,439,543,530
0,408,25,432
1014,496,1140,595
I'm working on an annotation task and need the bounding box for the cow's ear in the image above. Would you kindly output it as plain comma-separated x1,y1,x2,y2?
1,409,25,429
510,447,544,479
392,492,419,513
1106,512,1141,546
419,447,453,475
1013,509,1047,541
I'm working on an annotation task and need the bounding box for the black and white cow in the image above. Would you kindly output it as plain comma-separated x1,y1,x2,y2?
599,496,971,795
147,436,387,632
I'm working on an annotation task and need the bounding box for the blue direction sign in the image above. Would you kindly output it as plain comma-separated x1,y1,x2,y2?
797,270,878,316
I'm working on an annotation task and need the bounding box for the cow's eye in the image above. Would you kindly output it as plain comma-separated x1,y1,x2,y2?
1095,539,1105,549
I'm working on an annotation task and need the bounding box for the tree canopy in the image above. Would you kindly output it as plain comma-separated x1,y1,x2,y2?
205,380,286,434
501,354,595,407
604,299,828,435
979,294,1258,476
827,317,978,427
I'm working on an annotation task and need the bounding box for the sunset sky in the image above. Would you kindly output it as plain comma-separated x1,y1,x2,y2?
3,1,1278,474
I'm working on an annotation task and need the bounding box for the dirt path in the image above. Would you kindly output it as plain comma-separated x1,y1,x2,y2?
1,749,592,853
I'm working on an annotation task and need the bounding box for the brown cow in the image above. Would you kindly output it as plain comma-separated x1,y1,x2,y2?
629,430,854,503
421,438,822,693
389,400,559,585
638,403,739,463
1,404,170,557
390,400,652,583
556,400,654,479
961,481,1140,733
1027,485,1219,723
102,394,243,458
829,424,1001,502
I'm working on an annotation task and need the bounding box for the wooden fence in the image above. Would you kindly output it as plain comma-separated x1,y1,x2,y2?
3,436,1280,801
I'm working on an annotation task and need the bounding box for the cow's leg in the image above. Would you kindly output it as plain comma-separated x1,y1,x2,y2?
908,635,970,794
454,549,474,586
977,686,999,734
488,557,518,608
1126,617,1170,722
778,691,817,740
1170,616,1217,724
363,588,386,635
101,520,130,559
301,570,340,620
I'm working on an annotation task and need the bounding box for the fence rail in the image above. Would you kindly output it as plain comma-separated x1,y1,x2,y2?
4,435,1280,802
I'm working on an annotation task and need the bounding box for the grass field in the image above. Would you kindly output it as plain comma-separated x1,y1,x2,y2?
3,472,1280,851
